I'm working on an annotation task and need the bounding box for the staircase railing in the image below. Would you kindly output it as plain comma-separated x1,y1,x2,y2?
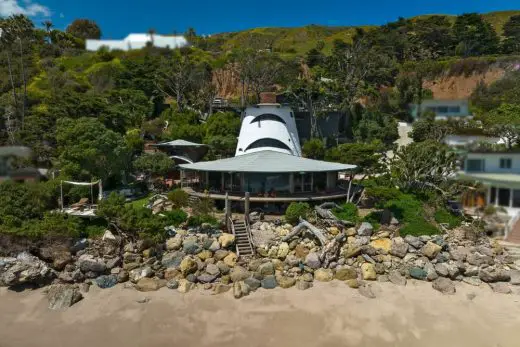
228,217,239,257
244,216,255,255
505,211,520,240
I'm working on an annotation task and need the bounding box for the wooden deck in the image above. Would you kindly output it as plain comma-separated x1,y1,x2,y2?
183,187,349,203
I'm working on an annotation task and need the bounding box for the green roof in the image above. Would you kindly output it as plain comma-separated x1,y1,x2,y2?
179,150,356,173
457,171,520,188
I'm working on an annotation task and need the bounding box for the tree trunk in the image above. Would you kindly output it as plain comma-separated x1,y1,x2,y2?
282,218,327,245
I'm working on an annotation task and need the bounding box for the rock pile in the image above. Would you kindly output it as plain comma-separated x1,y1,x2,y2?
1,220,519,308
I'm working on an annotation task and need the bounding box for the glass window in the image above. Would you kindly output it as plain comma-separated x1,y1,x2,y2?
448,106,461,113
498,188,510,207
490,187,496,204
437,106,449,113
500,158,512,169
244,173,290,195
466,159,484,172
513,190,520,208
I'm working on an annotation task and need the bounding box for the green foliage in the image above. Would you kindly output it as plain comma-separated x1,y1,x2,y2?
434,208,463,229
410,111,452,142
481,103,520,148
453,13,500,57
332,203,359,222
204,112,240,157
133,152,172,177
162,209,188,226
502,15,520,53
191,196,215,216
285,202,310,224
162,109,206,143
302,138,326,159
385,195,439,237
187,214,218,227
167,189,189,208
363,182,402,208
66,19,101,40
471,71,520,113
96,192,126,221
325,141,386,178
354,110,398,145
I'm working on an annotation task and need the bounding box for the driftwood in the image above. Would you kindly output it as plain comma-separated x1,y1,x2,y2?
282,218,327,245
314,203,355,227
320,233,346,267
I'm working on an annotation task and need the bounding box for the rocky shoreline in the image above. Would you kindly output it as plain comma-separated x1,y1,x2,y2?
1,220,519,309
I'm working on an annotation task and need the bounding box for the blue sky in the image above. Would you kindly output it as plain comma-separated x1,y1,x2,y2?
1,0,519,38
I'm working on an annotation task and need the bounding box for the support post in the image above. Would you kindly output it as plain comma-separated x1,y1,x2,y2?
289,173,294,194
510,188,514,208
60,180,64,211
245,191,250,219
311,173,314,192
225,192,231,231
221,172,224,192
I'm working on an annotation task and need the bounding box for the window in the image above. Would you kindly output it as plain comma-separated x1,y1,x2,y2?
498,188,510,207
513,190,520,208
244,138,292,153
250,114,286,125
448,106,461,113
500,158,512,169
466,159,484,172
437,106,449,113
490,187,497,204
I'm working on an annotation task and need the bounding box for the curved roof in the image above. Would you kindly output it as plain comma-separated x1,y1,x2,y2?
179,150,356,173
152,140,207,147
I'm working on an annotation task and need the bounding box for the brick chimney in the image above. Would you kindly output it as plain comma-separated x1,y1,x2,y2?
259,92,277,104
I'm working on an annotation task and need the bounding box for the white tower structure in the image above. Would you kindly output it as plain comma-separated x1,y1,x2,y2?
235,101,302,157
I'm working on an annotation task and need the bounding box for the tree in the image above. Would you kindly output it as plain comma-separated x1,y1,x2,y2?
502,15,520,54
56,117,130,183
410,16,455,59
471,71,520,113
452,13,499,56
410,111,452,142
302,138,326,159
390,140,457,194
66,19,101,40
482,104,520,149
133,152,172,188
325,141,386,180
354,110,398,146
204,112,240,157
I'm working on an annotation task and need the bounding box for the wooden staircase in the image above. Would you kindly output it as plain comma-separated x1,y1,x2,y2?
232,219,254,257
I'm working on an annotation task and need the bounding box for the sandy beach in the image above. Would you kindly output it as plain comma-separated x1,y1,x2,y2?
1,281,520,347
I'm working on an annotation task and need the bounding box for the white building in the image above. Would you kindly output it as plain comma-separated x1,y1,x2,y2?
235,103,302,157
459,152,520,216
86,33,188,51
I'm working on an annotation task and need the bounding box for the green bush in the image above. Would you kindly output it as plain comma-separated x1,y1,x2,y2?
483,205,497,216
285,202,310,224
385,195,439,237
162,209,188,226
332,203,359,222
434,208,463,229
187,214,218,227
363,211,381,230
167,189,189,208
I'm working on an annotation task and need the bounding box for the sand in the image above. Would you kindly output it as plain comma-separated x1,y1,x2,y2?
1,280,520,347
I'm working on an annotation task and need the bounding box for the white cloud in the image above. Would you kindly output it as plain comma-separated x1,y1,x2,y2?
0,0,51,17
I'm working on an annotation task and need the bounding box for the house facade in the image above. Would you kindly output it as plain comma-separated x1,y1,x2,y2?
458,152,520,216
410,99,471,120
86,34,188,51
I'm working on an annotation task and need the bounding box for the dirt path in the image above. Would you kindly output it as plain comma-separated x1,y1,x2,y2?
1,281,520,347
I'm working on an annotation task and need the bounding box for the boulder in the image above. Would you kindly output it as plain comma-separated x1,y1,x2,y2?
261,275,278,289
369,238,392,253
390,237,409,258
179,257,198,276
449,246,469,262
230,266,251,282
217,261,230,275
177,279,195,293
463,277,482,286
434,263,449,277
479,268,510,283
95,275,118,289
277,242,290,259
197,273,218,283
509,270,520,285
47,284,83,310
257,262,275,276
183,236,201,254
196,250,213,261
296,280,313,290
1,252,54,286
166,279,179,289
346,279,360,288
314,269,334,282
305,252,321,269
489,282,511,294
277,276,296,288
223,252,238,267
424,262,438,281
129,266,153,283
214,250,230,261
295,244,310,259
78,255,106,273
421,242,442,259
301,273,314,282
404,235,423,249
357,222,373,236
136,278,165,292
432,277,456,295
208,240,221,252
360,263,377,281
285,254,300,267
205,263,220,276
335,267,358,281
388,270,407,286
164,268,180,281
166,236,183,251
244,277,261,291
105,257,121,270
409,267,428,280
219,233,235,248
212,283,231,294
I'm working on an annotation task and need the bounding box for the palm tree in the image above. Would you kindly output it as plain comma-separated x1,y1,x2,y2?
147,28,156,46
42,20,53,43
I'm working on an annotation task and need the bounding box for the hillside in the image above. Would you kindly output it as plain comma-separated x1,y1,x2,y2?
208,10,520,57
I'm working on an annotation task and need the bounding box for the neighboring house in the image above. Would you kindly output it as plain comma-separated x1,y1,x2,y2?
410,99,471,120
443,135,502,148
86,33,188,51
458,151,520,216
0,146,40,183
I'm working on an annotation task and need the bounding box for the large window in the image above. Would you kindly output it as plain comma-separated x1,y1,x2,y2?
244,173,290,194
498,188,510,207
500,158,512,169
245,138,292,153
250,114,286,125
448,106,461,113
466,159,485,172
513,190,520,208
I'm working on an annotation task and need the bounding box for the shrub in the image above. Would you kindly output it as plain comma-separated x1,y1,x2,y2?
434,208,463,229
187,214,218,227
285,202,310,224
385,195,439,237
363,211,381,230
167,189,189,208
162,209,188,226
483,205,497,215
332,203,359,222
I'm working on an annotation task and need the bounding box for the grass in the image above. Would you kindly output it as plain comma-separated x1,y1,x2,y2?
125,194,152,209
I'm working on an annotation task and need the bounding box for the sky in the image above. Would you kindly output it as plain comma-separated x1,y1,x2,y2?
1,0,519,38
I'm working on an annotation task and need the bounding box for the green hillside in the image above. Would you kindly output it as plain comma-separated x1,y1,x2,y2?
208,10,520,57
